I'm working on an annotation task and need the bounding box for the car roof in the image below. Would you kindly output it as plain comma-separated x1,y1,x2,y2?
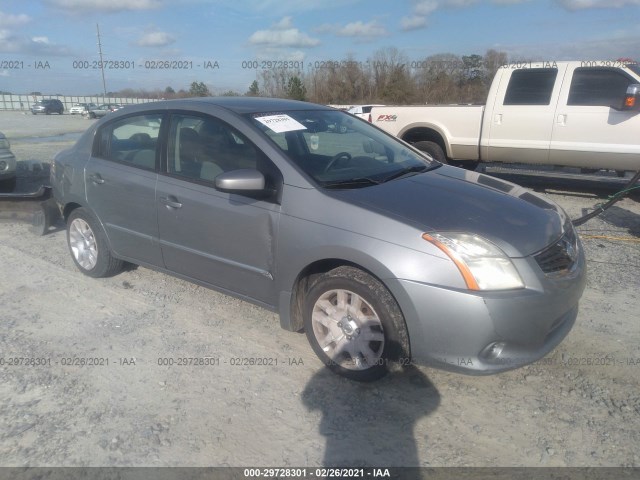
119,97,332,115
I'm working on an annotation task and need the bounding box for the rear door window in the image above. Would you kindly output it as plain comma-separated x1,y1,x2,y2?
93,114,163,170
503,69,558,105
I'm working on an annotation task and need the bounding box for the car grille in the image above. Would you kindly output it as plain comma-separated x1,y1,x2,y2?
534,226,579,275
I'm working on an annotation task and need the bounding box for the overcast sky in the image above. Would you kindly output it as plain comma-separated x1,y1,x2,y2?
1,0,639,95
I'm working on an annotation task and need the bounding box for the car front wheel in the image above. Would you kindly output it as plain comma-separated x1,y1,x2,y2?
303,266,410,382
67,208,123,278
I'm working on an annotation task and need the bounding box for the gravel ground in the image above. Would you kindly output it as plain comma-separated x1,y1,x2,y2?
0,111,639,468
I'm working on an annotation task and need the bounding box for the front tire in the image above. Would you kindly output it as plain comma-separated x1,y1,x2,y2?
303,266,410,382
67,208,123,278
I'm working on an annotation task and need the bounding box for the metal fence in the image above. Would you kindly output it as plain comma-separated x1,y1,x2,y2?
0,94,158,112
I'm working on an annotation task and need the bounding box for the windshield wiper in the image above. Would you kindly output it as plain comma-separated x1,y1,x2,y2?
322,177,381,189
382,164,435,183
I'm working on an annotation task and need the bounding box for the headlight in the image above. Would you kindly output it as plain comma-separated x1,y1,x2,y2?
422,232,524,291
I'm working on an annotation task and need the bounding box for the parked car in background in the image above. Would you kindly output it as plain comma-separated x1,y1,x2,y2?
347,104,384,119
0,131,17,190
331,105,385,133
51,97,586,381
70,103,96,115
85,104,123,119
31,99,64,115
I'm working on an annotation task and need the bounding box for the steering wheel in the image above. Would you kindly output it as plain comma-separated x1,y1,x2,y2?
324,152,353,172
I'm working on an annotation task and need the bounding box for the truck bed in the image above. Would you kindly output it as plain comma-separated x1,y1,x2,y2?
371,105,485,161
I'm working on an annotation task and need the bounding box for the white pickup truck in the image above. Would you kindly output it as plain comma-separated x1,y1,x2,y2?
370,61,640,173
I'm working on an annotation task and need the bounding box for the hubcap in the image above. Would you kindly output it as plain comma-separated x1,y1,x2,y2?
69,218,98,270
311,289,385,370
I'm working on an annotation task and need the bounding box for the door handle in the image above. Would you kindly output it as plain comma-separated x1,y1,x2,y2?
557,114,566,126
160,196,183,209
494,114,502,125
88,173,104,185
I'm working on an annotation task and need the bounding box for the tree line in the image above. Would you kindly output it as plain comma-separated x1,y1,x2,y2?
108,48,510,105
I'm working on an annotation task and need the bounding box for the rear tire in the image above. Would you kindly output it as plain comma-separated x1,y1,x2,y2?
414,140,447,164
0,176,16,192
67,208,123,278
303,266,410,382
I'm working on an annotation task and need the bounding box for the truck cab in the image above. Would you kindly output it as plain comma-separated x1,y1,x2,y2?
372,61,640,173
482,61,640,170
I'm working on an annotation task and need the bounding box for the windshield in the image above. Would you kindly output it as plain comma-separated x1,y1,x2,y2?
248,109,437,188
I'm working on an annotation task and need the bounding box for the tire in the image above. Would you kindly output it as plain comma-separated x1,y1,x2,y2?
66,208,123,278
451,160,480,171
413,140,447,164
0,176,16,192
303,266,410,382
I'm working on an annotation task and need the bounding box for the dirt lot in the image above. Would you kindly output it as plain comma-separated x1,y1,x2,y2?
0,112,639,468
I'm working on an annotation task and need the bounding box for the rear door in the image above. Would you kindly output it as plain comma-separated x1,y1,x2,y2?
485,64,566,164
85,112,164,267
156,112,282,305
550,65,640,170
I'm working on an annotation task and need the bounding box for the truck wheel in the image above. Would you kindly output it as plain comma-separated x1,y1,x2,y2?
414,141,447,164
451,160,480,171
0,176,17,192
303,266,410,382
67,208,123,278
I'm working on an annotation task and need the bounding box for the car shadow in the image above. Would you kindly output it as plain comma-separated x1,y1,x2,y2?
597,205,640,237
301,363,440,469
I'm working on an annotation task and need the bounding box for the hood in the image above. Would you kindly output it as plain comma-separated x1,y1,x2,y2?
329,166,567,257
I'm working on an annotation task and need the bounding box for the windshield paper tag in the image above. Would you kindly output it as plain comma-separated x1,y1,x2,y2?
255,114,307,133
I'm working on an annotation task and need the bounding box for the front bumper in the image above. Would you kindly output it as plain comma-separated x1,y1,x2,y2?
386,240,587,374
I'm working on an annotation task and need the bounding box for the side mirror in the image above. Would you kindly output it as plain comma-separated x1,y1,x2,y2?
621,84,640,110
215,169,265,192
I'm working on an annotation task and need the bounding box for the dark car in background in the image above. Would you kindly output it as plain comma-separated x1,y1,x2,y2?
31,99,64,115
0,131,17,190
51,97,587,381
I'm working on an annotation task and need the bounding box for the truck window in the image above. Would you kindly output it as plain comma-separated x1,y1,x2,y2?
503,68,558,105
567,68,633,107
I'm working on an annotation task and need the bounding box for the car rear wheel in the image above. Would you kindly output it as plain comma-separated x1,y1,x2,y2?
0,176,16,192
303,266,410,382
67,208,123,278
414,140,447,164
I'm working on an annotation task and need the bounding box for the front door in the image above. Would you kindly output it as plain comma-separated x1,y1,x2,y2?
156,113,282,305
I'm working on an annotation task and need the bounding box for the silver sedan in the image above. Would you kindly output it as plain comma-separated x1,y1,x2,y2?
51,97,586,381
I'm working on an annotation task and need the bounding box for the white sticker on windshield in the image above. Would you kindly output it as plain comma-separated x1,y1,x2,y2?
255,114,307,133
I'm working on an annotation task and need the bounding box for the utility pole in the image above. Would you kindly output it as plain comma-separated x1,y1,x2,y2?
96,24,107,98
